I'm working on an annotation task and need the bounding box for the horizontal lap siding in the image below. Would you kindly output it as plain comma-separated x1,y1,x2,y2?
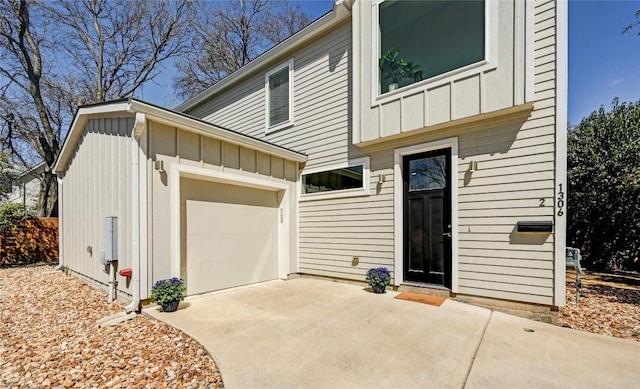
193,23,353,171
189,23,389,282
61,117,134,298
299,143,395,280
299,174,395,280
185,2,559,306
455,0,557,305
296,20,393,281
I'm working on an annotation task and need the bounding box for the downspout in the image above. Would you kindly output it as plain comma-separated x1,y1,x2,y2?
338,0,354,12
108,261,116,302
124,112,145,313
54,175,64,271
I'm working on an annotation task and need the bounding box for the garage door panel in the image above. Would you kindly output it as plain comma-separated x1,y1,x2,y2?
187,201,276,234
180,179,278,207
187,233,276,266
186,233,277,294
181,178,280,296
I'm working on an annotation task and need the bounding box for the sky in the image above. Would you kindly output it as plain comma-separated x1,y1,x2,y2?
569,0,640,125
140,0,640,126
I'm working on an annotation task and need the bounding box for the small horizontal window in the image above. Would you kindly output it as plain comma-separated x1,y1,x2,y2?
302,165,364,194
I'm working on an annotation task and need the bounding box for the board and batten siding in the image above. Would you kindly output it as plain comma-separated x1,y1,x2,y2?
59,116,135,298
354,0,532,144
146,120,299,296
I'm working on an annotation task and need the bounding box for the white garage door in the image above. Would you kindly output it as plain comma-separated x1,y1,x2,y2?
181,178,279,295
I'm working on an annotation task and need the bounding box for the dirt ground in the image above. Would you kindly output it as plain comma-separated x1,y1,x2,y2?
0,265,224,388
560,271,640,342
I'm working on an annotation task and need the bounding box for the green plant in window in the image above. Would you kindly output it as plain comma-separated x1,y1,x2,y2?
379,48,423,90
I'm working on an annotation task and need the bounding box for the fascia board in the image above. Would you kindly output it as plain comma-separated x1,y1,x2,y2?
53,101,132,175
129,100,307,164
176,5,351,113
54,98,307,175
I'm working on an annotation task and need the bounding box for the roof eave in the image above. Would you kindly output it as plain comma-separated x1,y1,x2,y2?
128,100,308,164
54,98,307,175
53,100,132,174
176,1,352,113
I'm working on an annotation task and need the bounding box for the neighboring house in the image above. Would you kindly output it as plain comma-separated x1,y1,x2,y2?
2,163,45,208
54,0,567,321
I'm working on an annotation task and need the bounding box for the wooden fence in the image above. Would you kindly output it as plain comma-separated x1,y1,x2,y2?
0,217,59,266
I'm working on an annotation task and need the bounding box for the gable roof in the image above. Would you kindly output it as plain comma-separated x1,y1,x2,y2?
15,162,46,181
53,97,307,175
176,0,353,114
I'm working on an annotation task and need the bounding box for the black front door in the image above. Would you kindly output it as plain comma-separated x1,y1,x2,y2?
403,148,452,288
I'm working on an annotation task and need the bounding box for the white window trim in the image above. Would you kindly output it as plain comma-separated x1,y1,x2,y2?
265,59,294,134
393,138,458,291
299,157,370,201
371,0,498,106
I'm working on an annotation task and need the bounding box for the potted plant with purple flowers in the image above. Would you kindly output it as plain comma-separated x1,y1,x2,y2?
366,267,391,294
151,277,186,312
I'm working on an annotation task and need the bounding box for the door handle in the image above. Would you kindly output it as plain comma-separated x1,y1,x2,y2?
442,232,452,238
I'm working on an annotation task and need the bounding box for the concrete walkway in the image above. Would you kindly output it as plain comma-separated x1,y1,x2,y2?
144,278,640,388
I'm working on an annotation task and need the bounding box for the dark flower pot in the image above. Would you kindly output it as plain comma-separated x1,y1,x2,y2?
162,300,180,312
372,284,386,294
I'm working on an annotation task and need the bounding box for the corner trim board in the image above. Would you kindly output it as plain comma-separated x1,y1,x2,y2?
553,0,568,307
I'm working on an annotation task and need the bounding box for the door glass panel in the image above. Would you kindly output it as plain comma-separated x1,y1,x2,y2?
409,155,446,191
408,198,424,271
429,195,444,273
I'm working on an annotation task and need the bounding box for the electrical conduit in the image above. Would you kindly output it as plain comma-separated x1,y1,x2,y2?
54,176,64,271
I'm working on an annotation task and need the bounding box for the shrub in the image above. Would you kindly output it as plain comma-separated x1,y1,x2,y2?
0,203,36,232
568,99,640,271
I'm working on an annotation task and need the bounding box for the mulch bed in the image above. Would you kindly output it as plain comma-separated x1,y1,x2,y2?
559,272,640,342
0,265,224,388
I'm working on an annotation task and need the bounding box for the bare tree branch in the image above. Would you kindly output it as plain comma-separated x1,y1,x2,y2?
175,0,310,99
49,0,190,104
0,0,191,215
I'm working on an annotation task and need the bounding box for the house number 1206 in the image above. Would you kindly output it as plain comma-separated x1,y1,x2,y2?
557,183,565,217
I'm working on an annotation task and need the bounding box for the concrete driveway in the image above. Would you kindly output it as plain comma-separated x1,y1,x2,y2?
144,278,640,388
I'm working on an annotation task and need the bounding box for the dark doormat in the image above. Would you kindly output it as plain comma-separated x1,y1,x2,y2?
394,292,446,307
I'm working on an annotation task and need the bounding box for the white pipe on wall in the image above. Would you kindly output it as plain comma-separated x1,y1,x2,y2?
108,261,115,302
124,112,145,313
54,176,64,271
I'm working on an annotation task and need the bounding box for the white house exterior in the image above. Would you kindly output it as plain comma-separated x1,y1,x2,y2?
55,0,567,321
3,163,44,208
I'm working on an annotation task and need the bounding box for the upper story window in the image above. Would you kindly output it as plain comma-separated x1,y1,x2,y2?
265,59,294,133
377,0,486,95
